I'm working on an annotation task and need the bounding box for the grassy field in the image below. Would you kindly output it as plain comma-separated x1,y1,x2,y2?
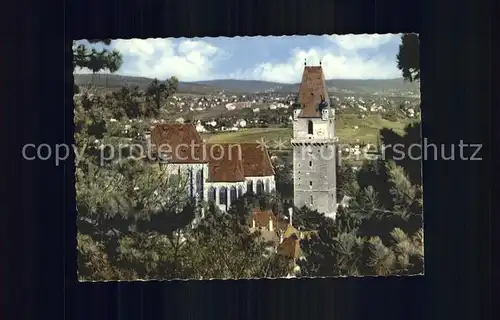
202,114,417,148
203,127,292,147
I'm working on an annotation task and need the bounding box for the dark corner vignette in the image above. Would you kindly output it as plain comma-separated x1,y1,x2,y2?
7,0,490,320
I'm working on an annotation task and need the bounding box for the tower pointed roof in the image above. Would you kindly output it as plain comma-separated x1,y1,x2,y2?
297,66,330,118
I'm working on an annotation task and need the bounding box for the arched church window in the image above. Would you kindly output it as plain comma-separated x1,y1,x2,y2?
219,187,227,206
196,170,203,200
230,186,237,202
310,195,314,205
307,120,313,135
256,180,264,195
208,187,216,202
247,180,253,195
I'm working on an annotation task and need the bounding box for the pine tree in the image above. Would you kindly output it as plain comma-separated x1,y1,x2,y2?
75,83,200,280
189,205,287,279
145,77,179,117
396,33,420,82
380,121,423,186
297,159,424,277
336,164,357,199
73,40,123,93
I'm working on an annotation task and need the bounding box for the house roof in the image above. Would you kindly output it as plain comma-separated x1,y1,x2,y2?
150,125,275,182
150,123,207,163
206,143,246,182
283,224,317,240
248,209,289,245
248,209,287,230
239,143,275,177
297,66,330,118
259,230,280,244
277,234,302,259
283,224,300,239
204,143,275,182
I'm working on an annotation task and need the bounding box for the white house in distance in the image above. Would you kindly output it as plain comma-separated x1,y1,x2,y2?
150,123,276,213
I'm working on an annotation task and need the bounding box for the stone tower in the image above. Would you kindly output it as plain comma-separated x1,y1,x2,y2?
291,65,337,219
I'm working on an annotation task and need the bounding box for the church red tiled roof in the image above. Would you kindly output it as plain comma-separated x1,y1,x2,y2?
150,123,208,163
297,66,330,118
150,124,275,182
206,143,246,182
239,143,275,177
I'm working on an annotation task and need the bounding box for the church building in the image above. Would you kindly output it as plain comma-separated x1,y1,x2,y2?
150,123,276,213
291,64,338,219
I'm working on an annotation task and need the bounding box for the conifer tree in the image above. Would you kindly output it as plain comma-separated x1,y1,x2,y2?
189,203,288,279
73,39,123,93
298,149,424,277
145,77,179,117
396,33,420,82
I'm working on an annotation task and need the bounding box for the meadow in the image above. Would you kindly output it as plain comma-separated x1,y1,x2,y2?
202,113,416,149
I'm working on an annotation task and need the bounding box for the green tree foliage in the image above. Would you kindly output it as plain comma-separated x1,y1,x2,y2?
110,86,144,119
379,121,422,185
336,164,357,199
73,40,123,93
75,80,198,280
298,133,424,277
396,33,420,82
189,205,288,279
75,91,289,280
287,206,327,231
274,154,294,201
298,207,364,277
145,77,179,117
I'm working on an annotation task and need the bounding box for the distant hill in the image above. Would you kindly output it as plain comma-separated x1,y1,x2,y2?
74,74,419,95
326,78,419,93
74,74,222,94
193,79,286,93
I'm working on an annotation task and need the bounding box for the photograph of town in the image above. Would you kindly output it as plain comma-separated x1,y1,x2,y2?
74,34,423,281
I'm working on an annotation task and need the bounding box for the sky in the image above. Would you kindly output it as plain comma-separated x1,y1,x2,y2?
75,34,404,83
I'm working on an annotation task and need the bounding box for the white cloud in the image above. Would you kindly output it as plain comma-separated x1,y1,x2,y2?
75,34,401,82
82,38,227,82
238,34,401,82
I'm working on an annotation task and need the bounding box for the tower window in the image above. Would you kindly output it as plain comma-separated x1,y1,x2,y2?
310,196,314,205
307,120,313,135
309,161,312,167
309,181,312,187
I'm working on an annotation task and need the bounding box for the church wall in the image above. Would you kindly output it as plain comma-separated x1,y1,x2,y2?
158,163,277,215
159,163,208,202
203,176,275,212
244,176,276,194
204,181,246,212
